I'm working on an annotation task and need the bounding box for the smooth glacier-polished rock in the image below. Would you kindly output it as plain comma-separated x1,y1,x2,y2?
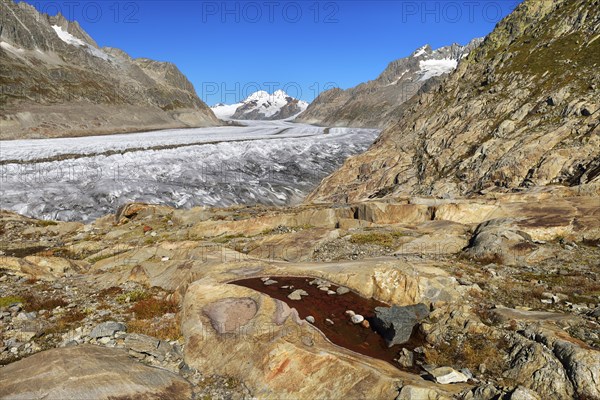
0,345,192,399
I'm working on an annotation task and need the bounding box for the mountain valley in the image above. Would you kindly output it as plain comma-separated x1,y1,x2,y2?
0,0,599,399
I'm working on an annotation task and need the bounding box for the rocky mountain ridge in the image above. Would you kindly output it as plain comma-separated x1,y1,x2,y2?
0,0,220,139
211,90,309,120
307,0,599,203
295,39,482,129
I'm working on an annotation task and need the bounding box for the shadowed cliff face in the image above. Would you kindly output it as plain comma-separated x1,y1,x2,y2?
295,39,483,129
0,0,220,138
307,0,600,203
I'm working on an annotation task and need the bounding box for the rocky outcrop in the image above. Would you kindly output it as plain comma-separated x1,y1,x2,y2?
0,345,192,399
0,0,220,138
504,325,600,400
295,39,482,128
307,0,600,202
465,219,536,266
181,276,459,399
1,192,599,399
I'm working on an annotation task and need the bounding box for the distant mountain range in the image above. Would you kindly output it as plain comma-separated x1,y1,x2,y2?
0,0,220,139
212,90,309,120
296,39,483,128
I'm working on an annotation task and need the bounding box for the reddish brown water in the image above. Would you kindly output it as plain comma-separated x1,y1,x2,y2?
231,276,425,371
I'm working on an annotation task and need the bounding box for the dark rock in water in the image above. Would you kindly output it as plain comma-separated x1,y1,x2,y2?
372,303,429,347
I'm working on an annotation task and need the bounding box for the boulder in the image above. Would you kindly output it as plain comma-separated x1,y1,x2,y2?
397,385,453,400
503,338,575,399
372,303,430,347
396,348,414,368
428,367,469,384
124,333,171,361
89,321,127,338
0,345,192,399
465,219,535,265
462,384,502,400
21,256,79,280
510,386,542,400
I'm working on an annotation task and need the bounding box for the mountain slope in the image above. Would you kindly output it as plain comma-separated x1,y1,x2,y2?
295,39,482,129
307,0,600,203
0,0,220,139
212,90,308,120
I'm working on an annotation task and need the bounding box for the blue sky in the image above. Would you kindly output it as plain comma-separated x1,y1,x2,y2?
24,0,521,104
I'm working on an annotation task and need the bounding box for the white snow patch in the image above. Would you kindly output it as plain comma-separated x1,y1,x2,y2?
418,58,458,81
52,25,86,46
211,102,241,119
413,45,428,58
51,25,109,60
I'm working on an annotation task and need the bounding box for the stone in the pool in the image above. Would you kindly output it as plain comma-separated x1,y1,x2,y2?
306,316,315,324
288,289,308,301
345,310,356,317
336,287,350,295
325,319,334,325
263,279,278,286
372,303,430,347
327,290,336,295
319,287,330,292
361,320,370,329
351,314,364,324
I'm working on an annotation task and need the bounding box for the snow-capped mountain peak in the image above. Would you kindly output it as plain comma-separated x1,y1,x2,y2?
212,90,308,120
412,45,430,58
245,90,270,101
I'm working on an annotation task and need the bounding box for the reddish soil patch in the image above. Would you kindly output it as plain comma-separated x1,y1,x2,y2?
231,276,425,371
